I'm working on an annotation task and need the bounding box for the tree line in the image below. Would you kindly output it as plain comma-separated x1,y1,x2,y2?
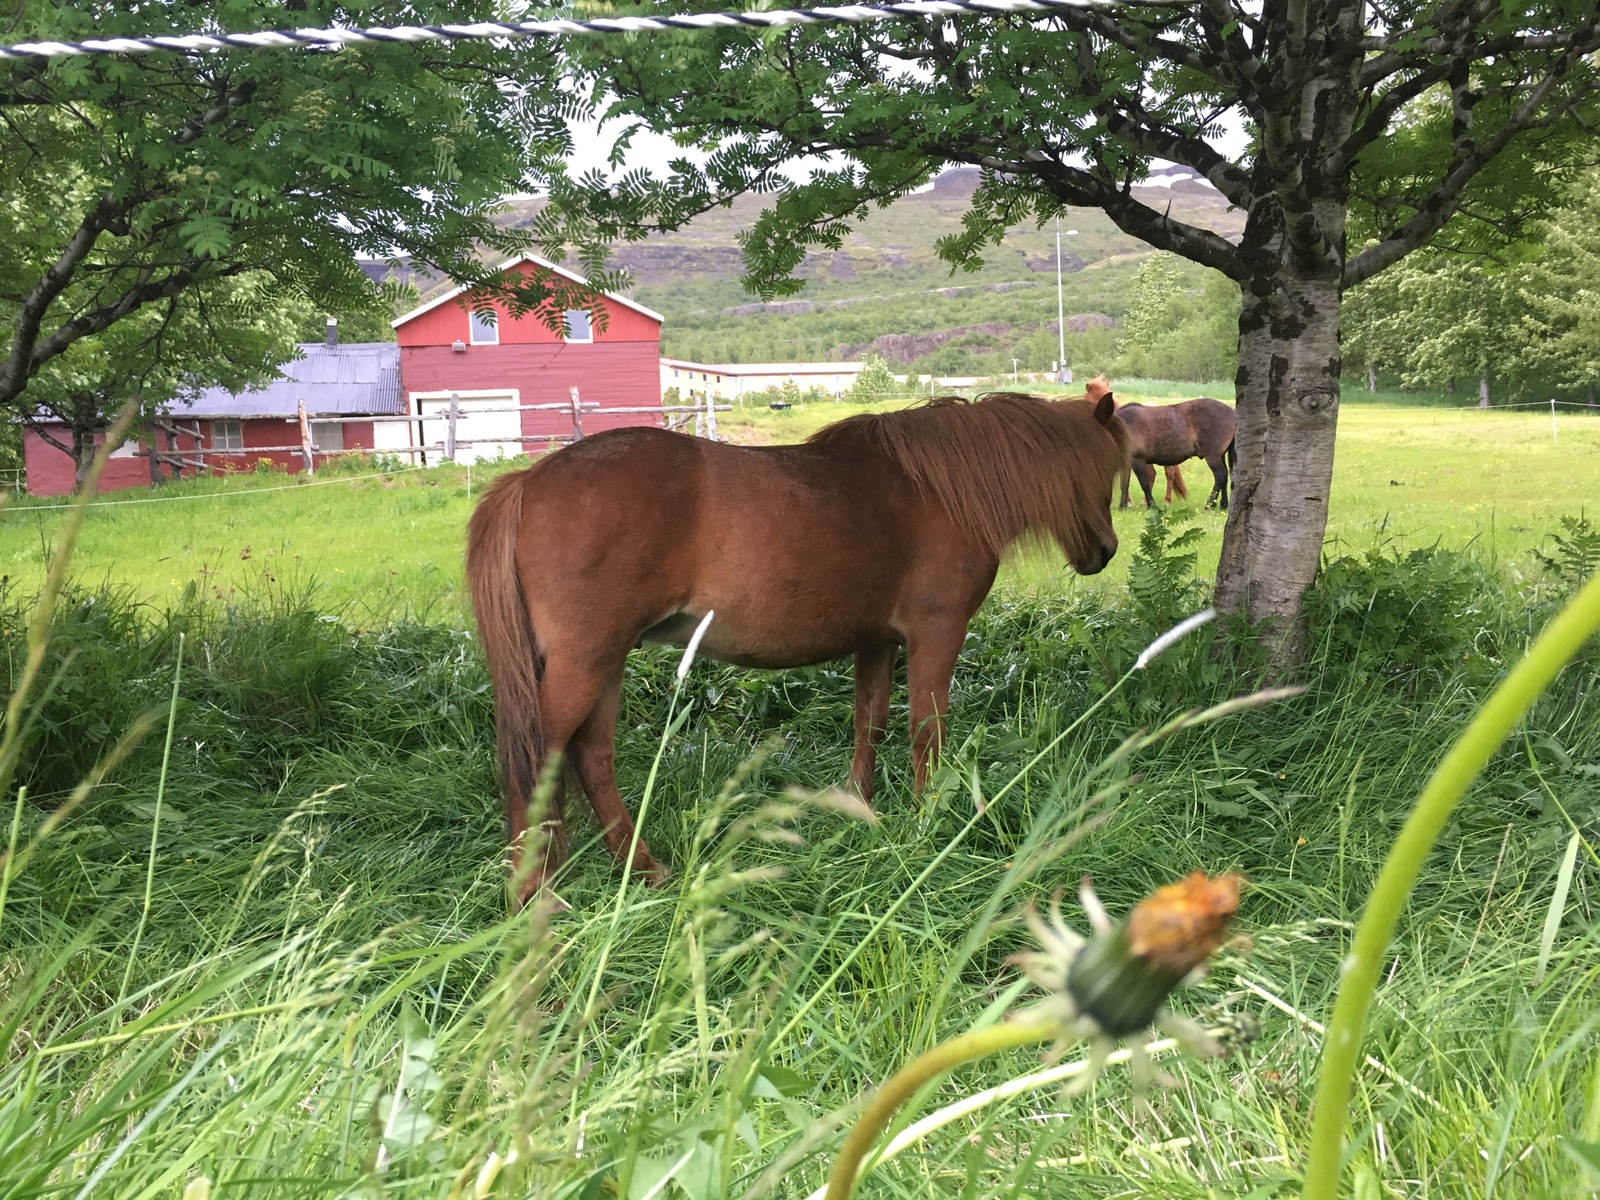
1344,171,1600,407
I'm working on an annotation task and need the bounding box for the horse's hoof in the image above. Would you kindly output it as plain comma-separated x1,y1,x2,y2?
643,863,672,887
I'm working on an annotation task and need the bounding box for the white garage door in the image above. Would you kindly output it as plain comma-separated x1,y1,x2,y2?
414,392,524,465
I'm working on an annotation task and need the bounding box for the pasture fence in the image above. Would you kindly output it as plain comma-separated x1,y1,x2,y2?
140,388,731,478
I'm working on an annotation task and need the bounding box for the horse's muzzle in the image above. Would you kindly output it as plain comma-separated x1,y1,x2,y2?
1096,540,1117,573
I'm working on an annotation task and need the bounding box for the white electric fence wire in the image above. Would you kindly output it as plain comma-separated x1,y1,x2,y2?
4,463,432,512
1,0,1130,60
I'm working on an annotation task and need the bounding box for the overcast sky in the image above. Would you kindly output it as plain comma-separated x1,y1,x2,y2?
562,112,1252,190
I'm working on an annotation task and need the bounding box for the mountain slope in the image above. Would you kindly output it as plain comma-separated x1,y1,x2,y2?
384,168,1243,376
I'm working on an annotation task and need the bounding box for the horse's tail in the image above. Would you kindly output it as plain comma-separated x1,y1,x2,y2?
1226,436,1237,474
466,470,543,822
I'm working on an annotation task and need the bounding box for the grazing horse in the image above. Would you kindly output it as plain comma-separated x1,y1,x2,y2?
1116,397,1237,509
468,391,1129,904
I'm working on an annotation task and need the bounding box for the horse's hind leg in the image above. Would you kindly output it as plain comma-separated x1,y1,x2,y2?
906,623,966,797
849,643,897,804
1163,465,1188,504
1118,466,1134,510
1134,461,1157,508
1205,453,1229,509
568,661,669,885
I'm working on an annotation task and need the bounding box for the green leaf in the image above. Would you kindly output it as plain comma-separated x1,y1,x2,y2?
756,1064,810,1098
674,1139,720,1200
1535,830,1581,986
1562,1136,1600,1174
179,214,233,259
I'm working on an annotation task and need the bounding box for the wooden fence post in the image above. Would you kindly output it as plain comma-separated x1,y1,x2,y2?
704,390,718,441
445,392,460,461
298,400,315,476
569,387,585,440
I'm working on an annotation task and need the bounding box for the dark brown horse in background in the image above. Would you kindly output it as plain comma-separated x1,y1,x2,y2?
1116,397,1237,509
468,391,1129,904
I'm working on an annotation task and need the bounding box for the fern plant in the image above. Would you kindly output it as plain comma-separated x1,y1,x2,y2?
1535,513,1600,591
1127,507,1208,633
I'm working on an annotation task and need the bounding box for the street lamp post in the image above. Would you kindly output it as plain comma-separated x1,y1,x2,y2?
1056,220,1078,384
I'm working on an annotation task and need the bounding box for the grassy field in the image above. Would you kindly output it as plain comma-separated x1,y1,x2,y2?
2,384,1600,1198
2,384,1595,618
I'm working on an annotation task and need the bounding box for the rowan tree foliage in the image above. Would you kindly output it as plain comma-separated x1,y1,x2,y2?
0,0,609,421
545,0,1600,657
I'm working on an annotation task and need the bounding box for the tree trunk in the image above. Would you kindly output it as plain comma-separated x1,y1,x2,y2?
1214,269,1343,662
70,421,100,494
1478,374,1490,408
1588,383,1596,409
1366,363,1376,393
1447,377,1456,394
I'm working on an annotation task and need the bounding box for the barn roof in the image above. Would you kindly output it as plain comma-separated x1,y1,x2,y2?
391,251,664,328
175,342,402,418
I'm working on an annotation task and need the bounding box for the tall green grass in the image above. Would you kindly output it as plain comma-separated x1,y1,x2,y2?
2,515,1599,1197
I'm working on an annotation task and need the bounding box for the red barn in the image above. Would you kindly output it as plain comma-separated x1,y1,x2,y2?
391,252,665,461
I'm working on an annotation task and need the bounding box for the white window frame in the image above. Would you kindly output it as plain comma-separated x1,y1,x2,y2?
563,309,594,344
469,308,500,345
311,420,345,453
212,419,243,452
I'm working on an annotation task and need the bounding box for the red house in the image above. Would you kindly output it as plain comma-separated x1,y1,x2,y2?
391,252,665,461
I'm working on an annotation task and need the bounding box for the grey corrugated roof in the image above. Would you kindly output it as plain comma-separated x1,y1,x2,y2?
173,342,402,418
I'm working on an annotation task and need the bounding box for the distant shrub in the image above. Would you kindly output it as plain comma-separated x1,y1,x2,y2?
845,356,902,403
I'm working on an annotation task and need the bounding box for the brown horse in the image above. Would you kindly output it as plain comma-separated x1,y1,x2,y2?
467,391,1129,903
1116,397,1237,509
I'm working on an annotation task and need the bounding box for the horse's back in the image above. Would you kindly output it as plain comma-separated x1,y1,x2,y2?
495,427,930,665
1182,397,1236,449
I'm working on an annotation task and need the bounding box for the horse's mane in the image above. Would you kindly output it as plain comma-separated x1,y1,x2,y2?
807,392,1129,561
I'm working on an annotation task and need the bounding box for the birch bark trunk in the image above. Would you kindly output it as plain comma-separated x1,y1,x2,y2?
1213,271,1344,660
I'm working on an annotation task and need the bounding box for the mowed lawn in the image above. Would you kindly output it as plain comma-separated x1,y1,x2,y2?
2,389,1595,615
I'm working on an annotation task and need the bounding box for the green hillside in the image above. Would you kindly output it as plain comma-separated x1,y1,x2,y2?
499,168,1243,376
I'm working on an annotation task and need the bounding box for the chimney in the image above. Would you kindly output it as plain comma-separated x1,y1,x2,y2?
325,317,338,348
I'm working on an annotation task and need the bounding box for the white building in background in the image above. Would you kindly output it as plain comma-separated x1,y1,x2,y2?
661,358,866,401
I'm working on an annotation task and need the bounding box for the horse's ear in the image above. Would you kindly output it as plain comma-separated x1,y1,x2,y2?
1094,391,1116,426
1085,376,1111,403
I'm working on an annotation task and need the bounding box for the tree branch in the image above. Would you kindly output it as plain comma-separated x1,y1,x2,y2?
1345,54,1598,287
0,194,123,408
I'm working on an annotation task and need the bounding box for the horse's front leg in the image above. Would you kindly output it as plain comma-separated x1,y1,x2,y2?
849,643,897,804
905,624,967,797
